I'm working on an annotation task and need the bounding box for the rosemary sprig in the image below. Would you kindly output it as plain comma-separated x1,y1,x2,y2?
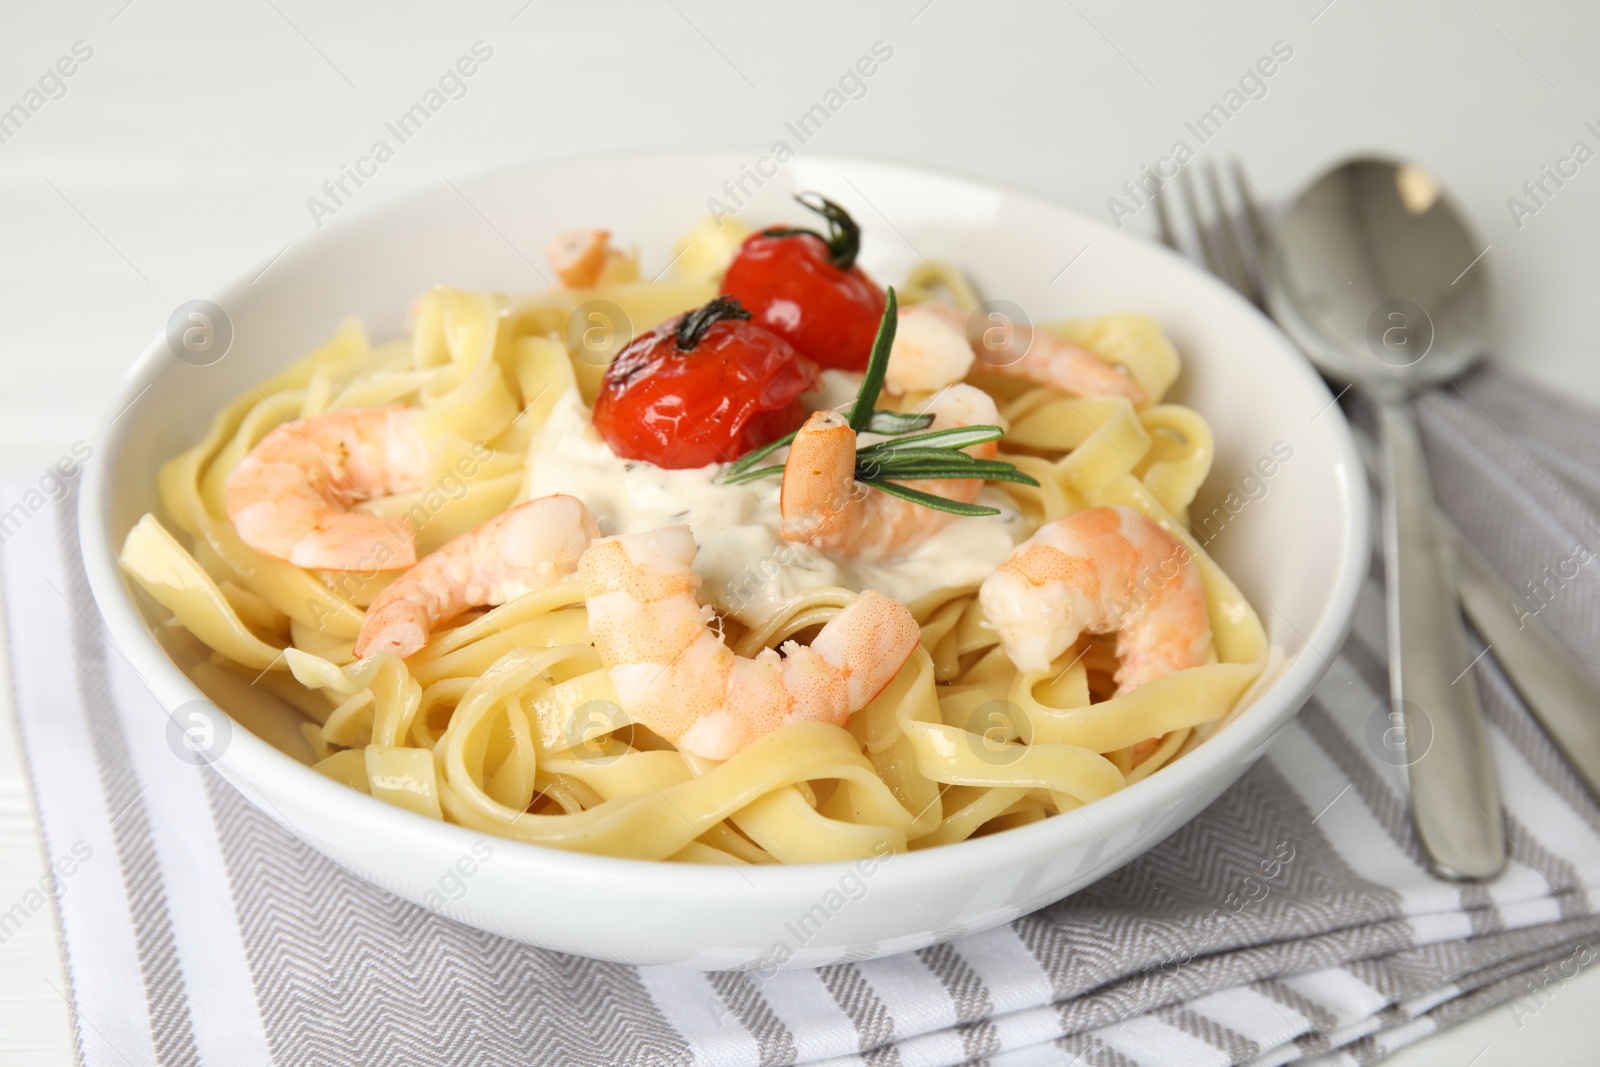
864,480,1001,517
720,463,787,486
721,283,1038,515
857,424,1005,455
719,408,936,482
849,286,897,433
860,447,981,465
866,467,1043,486
859,409,935,435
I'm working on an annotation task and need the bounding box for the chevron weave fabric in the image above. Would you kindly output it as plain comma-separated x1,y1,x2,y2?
6,365,1599,1067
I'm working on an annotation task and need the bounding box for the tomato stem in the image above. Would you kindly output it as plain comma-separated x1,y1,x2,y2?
761,193,864,270
675,295,752,352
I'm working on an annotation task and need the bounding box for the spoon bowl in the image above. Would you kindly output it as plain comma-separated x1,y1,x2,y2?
1268,157,1491,394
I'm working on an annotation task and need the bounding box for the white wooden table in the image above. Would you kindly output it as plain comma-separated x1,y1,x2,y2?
4,2,1599,1062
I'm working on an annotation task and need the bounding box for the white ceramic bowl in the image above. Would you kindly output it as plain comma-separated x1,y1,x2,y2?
81,151,1369,969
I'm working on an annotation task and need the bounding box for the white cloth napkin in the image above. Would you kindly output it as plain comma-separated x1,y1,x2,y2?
5,365,1599,1067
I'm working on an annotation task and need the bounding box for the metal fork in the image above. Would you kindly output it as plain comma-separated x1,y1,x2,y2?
1154,161,1271,313
1156,160,1600,808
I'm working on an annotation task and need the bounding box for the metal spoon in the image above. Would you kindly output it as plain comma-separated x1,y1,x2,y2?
1266,157,1506,881
1348,429,1600,806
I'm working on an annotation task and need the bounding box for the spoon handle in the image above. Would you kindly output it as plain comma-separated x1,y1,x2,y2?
1351,425,1600,803
1376,397,1506,880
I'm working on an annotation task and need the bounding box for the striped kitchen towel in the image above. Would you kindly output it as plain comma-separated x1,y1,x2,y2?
4,363,1599,1067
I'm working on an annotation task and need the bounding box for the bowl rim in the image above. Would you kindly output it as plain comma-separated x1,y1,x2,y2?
79,147,1372,892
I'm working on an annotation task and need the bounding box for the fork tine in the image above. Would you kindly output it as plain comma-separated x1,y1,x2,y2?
1152,167,1181,252
1204,160,1254,301
1230,160,1272,308
1179,167,1223,277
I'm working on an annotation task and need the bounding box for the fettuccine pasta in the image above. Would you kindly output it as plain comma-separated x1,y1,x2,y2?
120,208,1268,867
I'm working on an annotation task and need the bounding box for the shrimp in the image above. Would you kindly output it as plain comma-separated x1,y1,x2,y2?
547,229,620,289
978,505,1211,690
889,303,1145,403
354,494,599,659
579,526,921,760
884,304,974,395
225,405,427,571
780,383,1002,563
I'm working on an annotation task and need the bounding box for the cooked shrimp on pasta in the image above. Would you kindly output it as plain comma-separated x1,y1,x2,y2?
120,193,1268,864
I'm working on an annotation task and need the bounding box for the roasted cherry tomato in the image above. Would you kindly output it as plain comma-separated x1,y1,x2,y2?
592,296,821,469
720,193,887,372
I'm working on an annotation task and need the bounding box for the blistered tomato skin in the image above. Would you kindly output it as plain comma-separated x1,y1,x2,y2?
592,312,822,470
721,231,888,372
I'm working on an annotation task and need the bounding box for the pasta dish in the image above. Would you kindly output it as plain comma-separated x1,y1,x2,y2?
119,194,1269,865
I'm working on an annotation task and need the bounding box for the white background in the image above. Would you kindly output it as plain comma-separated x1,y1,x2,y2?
3,1,1599,1063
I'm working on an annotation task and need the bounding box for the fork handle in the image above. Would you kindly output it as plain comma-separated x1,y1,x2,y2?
1376,396,1506,880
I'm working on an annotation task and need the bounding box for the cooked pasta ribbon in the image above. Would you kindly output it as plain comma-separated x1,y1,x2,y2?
121,250,1268,863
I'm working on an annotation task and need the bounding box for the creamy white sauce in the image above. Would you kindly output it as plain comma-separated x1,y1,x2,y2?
521,388,1028,625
